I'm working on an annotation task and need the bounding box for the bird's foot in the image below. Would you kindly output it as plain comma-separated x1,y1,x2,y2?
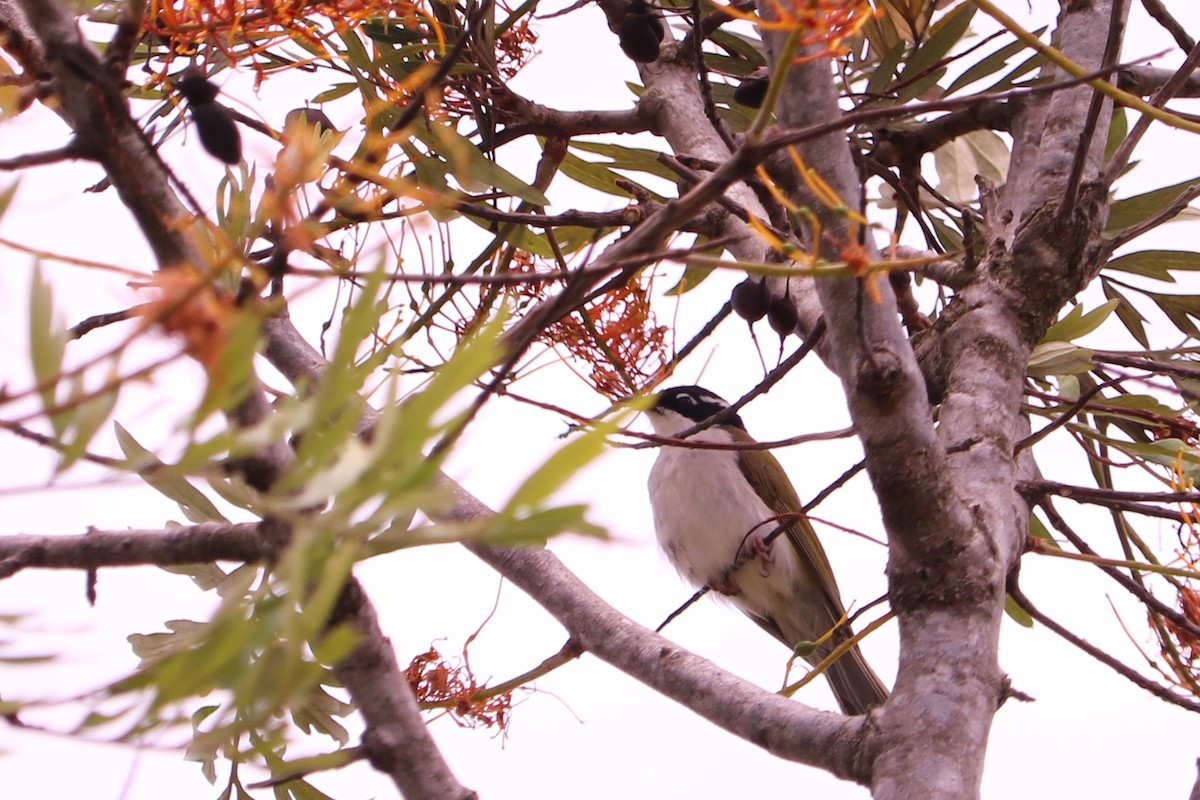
707,573,742,596
738,529,775,578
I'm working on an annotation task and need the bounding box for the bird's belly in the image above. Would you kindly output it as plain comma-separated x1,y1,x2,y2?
648,447,803,617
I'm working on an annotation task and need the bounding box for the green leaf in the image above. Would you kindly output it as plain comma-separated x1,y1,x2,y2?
115,423,230,523
497,399,649,524
865,42,906,98
413,121,549,205
1004,594,1034,628
1042,298,1119,342
899,2,974,81
663,261,716,295
1146,291,1200,338
569,140,680,183
311,83,358,104
1027,341,1094,377
0,180,18,222
945,28,1046,95
559,151,639,197
1029,512,1059,549
983,50,1047,93
1105,249,1200,282
1105,105,1127,164
58,376,120,471
1106,176,1200,235
1100,278,1148,347
708,29,766,66
29,264,68,436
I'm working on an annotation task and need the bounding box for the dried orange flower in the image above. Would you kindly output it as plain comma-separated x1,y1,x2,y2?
137,266,235,370
404,647,513,731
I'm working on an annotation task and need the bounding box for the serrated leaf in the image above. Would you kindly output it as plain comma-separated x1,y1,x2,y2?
114,423,230,523
1146,291,1200,338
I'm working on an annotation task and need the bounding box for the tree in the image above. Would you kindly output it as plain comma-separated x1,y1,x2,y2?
2,0,1200,797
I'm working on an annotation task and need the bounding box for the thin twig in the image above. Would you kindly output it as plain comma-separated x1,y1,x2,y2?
1008,583,1200,712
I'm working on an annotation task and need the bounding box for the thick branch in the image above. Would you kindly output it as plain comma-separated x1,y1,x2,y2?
0,524,263,574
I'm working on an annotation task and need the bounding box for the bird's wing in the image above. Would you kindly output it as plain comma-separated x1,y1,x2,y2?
731,429,848,622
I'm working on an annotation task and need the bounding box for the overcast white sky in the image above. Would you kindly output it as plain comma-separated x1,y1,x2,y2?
3,1,1200,798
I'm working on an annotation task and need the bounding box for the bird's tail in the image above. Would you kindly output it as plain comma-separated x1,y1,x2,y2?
824,643,889,716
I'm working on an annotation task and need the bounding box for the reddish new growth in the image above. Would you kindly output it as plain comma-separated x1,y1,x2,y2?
541,276,668,400
404,647,513,731
138,267,234,370
147,0,425,60
739,0,874,60
1161,456,1200,687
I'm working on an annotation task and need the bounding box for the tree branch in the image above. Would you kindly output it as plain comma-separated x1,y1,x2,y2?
0,524,264,575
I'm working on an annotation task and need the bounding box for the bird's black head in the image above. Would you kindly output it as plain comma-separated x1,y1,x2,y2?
652,385,745,430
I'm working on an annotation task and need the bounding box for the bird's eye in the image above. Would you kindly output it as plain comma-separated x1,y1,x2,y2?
677,394,695,407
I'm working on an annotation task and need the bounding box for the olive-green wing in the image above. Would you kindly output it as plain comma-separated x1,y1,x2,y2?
731,428,847,619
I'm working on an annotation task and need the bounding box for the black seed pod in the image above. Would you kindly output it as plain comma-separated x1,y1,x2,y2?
176,69,220,105
619,0,664,63
733,69,770,108
731,278,770,322
284,108,337,138
176,68,242,165
188,103,242,164
767,294,799,336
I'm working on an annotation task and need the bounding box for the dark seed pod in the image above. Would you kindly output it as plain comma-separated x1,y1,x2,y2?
284,108,337,138
733,69,770,108
176,68,242,164
175,68,220,105
189,102,242,164
731,278,770,322
767,294,799,336
618,0,665,63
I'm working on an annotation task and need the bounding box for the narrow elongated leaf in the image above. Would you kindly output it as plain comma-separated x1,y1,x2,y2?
899,2,974,80
29,264,68,435
1106,250,1200,282
1106,176,1200,235
115,424,229,523
1101,278,1149,347
1043,299,1119,342
945,29,1046,95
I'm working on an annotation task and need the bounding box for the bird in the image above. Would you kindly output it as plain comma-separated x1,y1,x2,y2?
646,385,888,715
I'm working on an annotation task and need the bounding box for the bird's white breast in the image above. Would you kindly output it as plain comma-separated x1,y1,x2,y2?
647,428,803,620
